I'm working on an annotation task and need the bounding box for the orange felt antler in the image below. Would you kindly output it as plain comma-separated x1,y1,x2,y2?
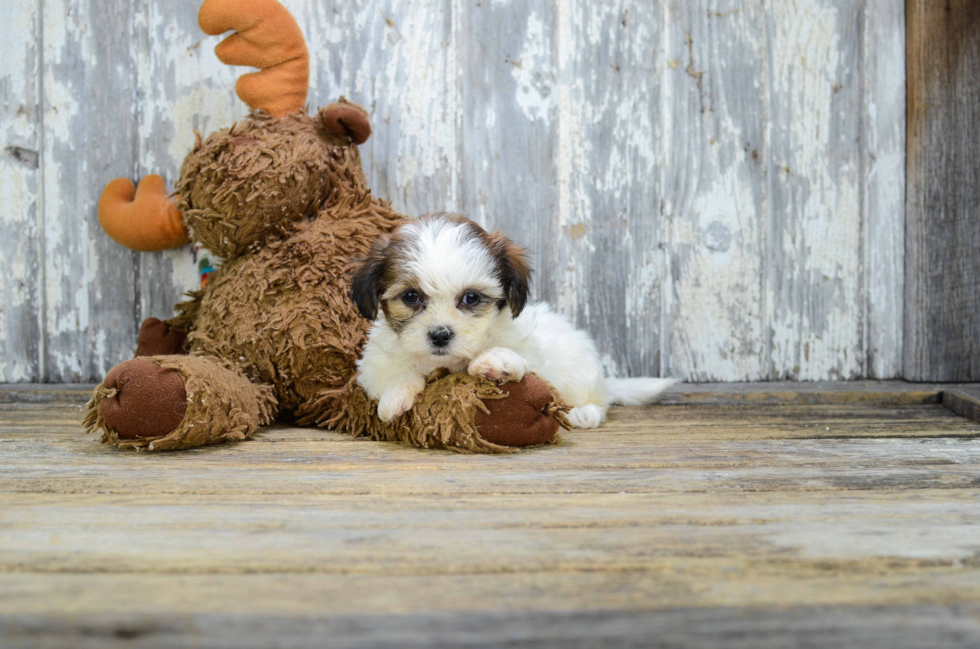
98,176,189,252
198,0,309,117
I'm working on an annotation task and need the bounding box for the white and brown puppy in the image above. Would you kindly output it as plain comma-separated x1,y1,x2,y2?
350,213,676,428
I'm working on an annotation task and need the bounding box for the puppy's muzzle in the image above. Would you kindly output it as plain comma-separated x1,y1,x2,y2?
428,326,454,349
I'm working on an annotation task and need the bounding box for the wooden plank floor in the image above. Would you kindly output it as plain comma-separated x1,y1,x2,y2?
2,385,980,647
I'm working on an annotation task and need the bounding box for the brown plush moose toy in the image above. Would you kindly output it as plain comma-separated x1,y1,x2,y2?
84,0,566,452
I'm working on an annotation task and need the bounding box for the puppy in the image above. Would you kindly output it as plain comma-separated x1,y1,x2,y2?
350,213,676,428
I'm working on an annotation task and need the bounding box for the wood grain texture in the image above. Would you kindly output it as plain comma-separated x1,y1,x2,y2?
2,1,909,382
0,0,42,382
457,0,560,309
905,0,980,381
552,1,664,377
2,396,980,646
943,387,980,424
5,379,977,406
0,604,980,649
40,0,140,381
663,0,768,381
3,603,980,649
862,0,905,379
766,0,863,381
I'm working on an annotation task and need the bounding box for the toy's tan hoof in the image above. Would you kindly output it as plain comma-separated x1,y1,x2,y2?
135,317,188,357
474,374,560,447
100,359,188,439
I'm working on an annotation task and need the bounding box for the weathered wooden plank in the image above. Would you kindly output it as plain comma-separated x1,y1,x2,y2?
2,571,980,619
3,394,980,647
662,0,768,382
904,0,980,381
3,602,979,649
552,1,663,377
3,401,980,496
0,383,93,403
5,381,978,406
861,0,905,379
943,387,980,424
0,0,42,382
3,603,980,649
4,489,980,575
40,0,140,381
766,0,864,380
659,380,949,405
457,0,559,304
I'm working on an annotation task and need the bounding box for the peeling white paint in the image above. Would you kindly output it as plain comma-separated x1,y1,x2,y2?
2,0,907,382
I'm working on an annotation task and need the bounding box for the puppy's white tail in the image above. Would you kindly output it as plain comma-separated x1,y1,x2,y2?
605,377,678,406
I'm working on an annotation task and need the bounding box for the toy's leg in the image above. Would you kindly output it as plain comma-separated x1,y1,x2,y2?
301,372,568,453
132,289,203,357
135,318,189,357
84,355,277,451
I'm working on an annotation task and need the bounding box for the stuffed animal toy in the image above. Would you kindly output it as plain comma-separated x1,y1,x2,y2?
83,0,567,452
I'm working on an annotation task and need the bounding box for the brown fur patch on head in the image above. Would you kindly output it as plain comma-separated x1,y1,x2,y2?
484,230,532,317
176,110,369,259
350,235,392,321
350,230,426,332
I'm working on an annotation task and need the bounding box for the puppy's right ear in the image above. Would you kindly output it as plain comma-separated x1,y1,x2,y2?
350,237,389,320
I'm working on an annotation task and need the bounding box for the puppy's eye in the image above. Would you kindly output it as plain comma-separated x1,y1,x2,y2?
460,291,481,307
402,290,420,306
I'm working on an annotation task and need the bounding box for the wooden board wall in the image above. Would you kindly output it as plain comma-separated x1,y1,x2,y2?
905,0,980,382
0,0,906,383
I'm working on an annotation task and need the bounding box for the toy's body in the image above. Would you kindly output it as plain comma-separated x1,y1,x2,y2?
84,0,567,453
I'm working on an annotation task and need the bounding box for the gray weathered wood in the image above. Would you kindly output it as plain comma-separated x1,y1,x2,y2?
766,0,864,381
6,379,980,407
862,0,906,379
2,1,911,382
3,396,980,646
942,386,980,423
0,0,42,382
40,0,140,381
662,0,768,381
904,0,980,382
3,605,980,649
550,1,664,377
457,0,561,313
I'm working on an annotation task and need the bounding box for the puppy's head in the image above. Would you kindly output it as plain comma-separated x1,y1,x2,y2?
350,213,531,361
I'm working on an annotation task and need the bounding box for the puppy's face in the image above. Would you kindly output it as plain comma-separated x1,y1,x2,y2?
351,213,531,363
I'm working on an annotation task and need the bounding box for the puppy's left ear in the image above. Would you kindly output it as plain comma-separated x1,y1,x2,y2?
488,232,532,318
350,237,390,320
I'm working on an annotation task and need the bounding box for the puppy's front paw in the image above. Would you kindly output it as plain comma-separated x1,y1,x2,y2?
377,383,423,422
468,348,527,383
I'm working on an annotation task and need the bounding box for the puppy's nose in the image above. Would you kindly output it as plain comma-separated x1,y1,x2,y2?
428,327,454,348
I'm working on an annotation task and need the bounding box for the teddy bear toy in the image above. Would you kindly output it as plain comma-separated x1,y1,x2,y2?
83,0,566,452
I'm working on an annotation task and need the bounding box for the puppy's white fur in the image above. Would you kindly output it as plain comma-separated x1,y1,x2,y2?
353,214,676,427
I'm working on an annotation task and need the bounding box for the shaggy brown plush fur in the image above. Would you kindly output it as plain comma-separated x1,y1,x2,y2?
85,100,567,453
84,355,277,451
176,108,363,258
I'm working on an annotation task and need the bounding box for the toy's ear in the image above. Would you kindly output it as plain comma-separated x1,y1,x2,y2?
350,237,390,320
487,232,532,318
319,99,372,145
